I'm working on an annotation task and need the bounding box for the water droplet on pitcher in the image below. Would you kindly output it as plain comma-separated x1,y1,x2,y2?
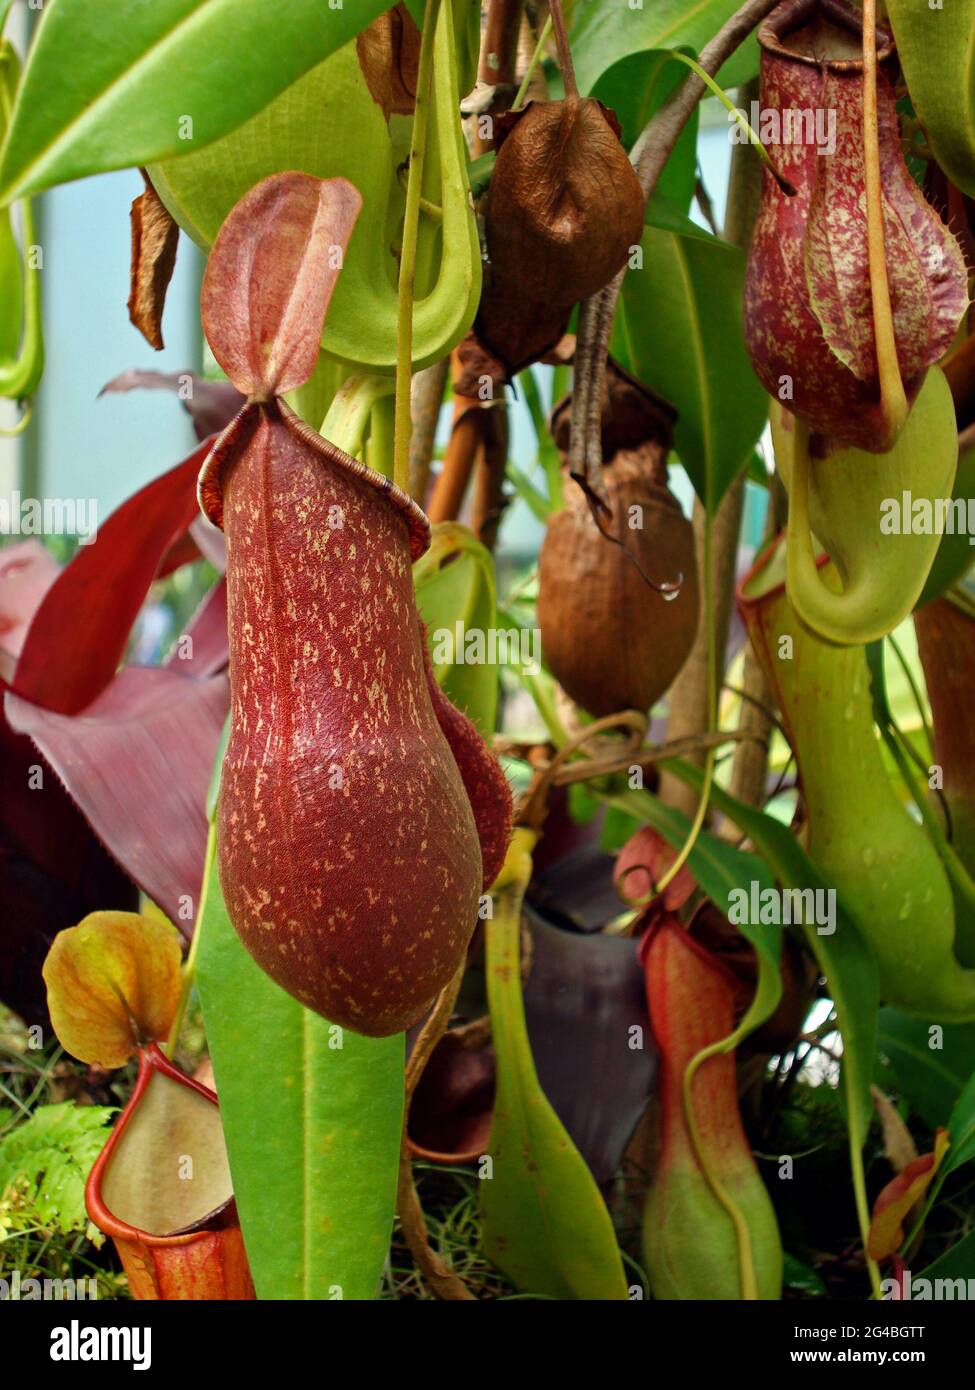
862,847,876,868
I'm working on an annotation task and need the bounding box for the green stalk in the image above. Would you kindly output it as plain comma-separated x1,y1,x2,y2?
512,16,552,112
862,0,908,443
322,373,396,465
394,0,443,494
665,51,795,194
164,822,215,1062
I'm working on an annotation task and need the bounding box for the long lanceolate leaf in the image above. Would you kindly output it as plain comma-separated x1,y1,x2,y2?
479,832,629,1301
885,0,975,200
196,819,404,1301
571,0,759,102
0,0,393,205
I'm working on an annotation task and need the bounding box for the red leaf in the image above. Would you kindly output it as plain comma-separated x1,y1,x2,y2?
163,579,228,677
12,443,210,714
615,824,697,911
200,173,362,400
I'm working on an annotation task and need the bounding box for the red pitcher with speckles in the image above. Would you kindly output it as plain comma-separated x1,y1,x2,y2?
743,0,967,452
198,172,510,1036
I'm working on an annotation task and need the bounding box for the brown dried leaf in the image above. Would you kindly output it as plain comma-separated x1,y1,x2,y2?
200,173,362,400
356,3,421,119
486,98,644,305
128,172,180,351
470,283,572,387
870,1084,919,1175
43,911,184,1067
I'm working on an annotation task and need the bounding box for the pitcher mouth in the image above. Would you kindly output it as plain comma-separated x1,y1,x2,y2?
85,1043,236,1247
758,0,895,73
197,398,432,561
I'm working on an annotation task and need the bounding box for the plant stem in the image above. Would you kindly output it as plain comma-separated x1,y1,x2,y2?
511,15,552,111
547,0,577,99
666,51,794,194
164,822,215,1062
862,0,908,443
396,959,475,1300
394,0,443,495
408,355,449,502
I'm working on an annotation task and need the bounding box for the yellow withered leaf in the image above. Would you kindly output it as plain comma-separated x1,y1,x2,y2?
867,1129,951,1261
43,911,184,1067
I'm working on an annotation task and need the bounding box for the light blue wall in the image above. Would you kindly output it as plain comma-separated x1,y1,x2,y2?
31,170,203,523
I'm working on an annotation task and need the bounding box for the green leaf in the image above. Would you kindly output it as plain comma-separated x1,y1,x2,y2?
479,839,628,1300
591,53,700,210
571,0,759,103
886,0,975,199
414,522,500,736
944,1070,975,1176
196,829,404,1301
507,461,552,523
876,1009,975,1131
917,1225,975,1283
783,1253,828,1298
0,1102,115,1233
571,0,757,212
916,439,975,605
612,210,767,513
0,0,392,204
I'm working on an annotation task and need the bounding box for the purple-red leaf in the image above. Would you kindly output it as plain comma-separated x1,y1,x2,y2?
200,173,362,400
0,545,138,1026
6,665,228,932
